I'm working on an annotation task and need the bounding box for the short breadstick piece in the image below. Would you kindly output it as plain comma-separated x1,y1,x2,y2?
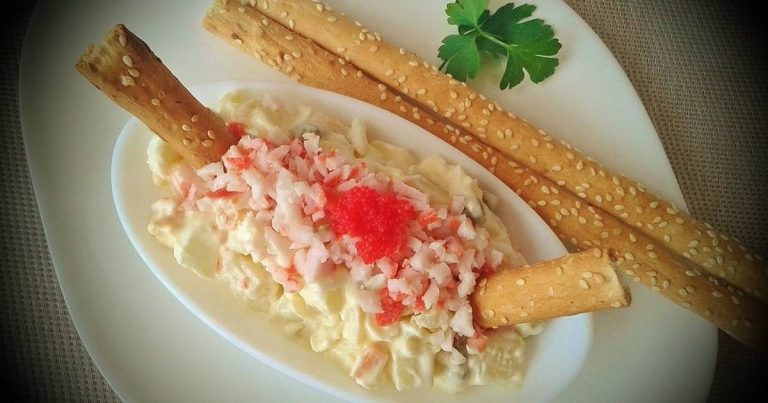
76,24,237,168
200,5,768,352
248,0,767,302
471,249,630,327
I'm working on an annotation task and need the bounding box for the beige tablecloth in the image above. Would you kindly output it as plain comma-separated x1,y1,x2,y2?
2,0,765,401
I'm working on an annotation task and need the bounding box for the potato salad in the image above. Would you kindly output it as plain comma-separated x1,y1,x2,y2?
146,90,543,393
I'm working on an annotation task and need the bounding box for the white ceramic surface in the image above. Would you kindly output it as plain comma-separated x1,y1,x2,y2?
20,0,717,402
112,81,591,402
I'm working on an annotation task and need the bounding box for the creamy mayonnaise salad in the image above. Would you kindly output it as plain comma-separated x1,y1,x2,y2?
146,90,543,393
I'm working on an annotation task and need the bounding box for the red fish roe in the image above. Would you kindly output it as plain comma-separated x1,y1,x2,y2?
326,186,415,264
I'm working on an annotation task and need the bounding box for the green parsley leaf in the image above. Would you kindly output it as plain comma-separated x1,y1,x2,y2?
438,0,561,89
438,34,481,81
446,0,488,27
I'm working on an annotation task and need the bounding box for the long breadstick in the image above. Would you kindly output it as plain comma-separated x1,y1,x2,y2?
244,0,768,302
471,249,630,327
201,1,768,351
76,24,237,168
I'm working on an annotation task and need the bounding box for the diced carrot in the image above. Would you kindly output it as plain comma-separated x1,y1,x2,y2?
467,333,489,353
413,298,426,313
207,188,237,198
350,344,388,383
478,263,496,278
448,218,461,231
224,155,253,170
418,212,438,228
375,288,404,326
227,122,247,138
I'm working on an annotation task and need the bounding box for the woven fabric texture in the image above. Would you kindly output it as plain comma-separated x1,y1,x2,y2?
2,0,766,401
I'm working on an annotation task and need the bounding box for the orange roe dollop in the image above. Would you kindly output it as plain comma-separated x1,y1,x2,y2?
326,186,415,264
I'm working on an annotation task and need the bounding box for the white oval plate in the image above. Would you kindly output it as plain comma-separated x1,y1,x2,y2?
112,81,592,402
21,0,717,401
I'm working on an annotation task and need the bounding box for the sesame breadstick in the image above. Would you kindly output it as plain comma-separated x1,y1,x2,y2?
76,24,237,168
244,0,767,302
471,248,631,327
201,3,768,351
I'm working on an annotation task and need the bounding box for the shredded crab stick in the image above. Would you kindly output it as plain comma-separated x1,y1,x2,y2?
188,129,504,336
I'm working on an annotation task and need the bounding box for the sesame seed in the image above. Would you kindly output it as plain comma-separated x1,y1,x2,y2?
712,291,724,298
327,16,337,22
191,114,199,123
417,88,427,95
399,47,406,55
579,279,590,290
207,130,215,139
122,55,133,67
182,138,191,146
594,273,606,284
181,124,192,132
284,34,294,40
369,45,379,52
516,278,525,286
150,98,160,106
288,19,295,29
582,271,593,278
118,34,127,47
201,139,213,147
449,91,458,99
120,75,135,86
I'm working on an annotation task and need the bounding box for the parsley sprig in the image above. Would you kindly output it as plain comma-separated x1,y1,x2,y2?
438,0,562,89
